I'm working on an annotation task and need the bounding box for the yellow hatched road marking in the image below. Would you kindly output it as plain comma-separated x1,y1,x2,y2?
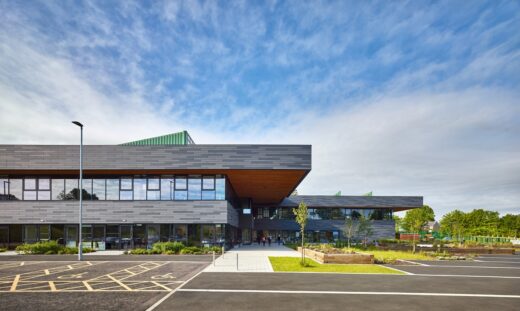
48,281,57,291
10,275,20,292
83,281,93,291
107,275,132,291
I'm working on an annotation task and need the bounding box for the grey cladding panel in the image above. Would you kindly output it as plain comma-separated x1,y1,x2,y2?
0,201,234,224
0,145,311,171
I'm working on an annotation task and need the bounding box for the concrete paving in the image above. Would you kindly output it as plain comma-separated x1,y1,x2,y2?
204,244,300,272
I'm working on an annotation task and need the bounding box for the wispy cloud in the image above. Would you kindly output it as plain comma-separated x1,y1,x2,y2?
0,0,519,217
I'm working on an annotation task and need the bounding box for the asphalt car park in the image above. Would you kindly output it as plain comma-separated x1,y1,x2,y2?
0,258,210,310
150,254,520,311
0,254,518,310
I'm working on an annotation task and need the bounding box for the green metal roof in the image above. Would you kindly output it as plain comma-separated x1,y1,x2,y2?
120,131,195,146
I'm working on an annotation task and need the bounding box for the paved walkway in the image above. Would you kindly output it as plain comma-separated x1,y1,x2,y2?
204,244,300,272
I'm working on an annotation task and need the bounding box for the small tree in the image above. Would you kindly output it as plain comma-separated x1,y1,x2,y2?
357,215,373,248
293,201,308,265
344,217,357,249
403,205,435,253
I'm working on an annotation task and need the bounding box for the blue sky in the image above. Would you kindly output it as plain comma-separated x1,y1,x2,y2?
1,0,519,218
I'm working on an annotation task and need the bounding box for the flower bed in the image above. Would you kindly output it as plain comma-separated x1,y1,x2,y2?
298,247,373,264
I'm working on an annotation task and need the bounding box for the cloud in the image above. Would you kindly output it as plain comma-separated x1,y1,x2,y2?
0,0,519,218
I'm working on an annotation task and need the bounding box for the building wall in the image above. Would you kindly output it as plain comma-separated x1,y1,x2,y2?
0,145,311,171
0,200,235,225
253,219,395,240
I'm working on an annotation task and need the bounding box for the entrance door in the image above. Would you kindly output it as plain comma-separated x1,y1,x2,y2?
64,225,78,247
147,225,160,248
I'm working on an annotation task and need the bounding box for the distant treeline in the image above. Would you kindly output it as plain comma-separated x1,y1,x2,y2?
440,209,520,238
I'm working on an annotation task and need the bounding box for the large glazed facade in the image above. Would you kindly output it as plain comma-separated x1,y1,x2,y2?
0,135,422,249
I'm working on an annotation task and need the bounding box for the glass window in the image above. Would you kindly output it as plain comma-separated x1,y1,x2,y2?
120,191,133,200
82,179,93,200
133,178,146,200
92,179,106,200
202,176,215,190
82,225,92,241
24,178,36,190
174,189,187,200
24,225,38,243
188,176,201,200
38,179,50,190
8,179,22,200
215,176,225,200
106,225,119,238
330,208,345,220
174,225,187,240
65,179,79,200
39,225,50,241
202,225,215,243
147,190,160,200
24,191,37,200
161,177,174,200
351,209,362,220
52,179,65,200
106,179,119,200
148,178,160,190
280,208,295,220
38,178,51,200
120,178,132,190
0,178,7,200
93,225,105,240
202,190,215,200
175,176,187,190
38,190,50,200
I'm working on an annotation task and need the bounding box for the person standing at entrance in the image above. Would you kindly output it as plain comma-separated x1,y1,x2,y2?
277,235,281,245
262,236,266,247
257,235,261,245
267,236,272,247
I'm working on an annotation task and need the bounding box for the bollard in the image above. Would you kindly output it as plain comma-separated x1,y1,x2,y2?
236,252,238,271
213,251,215,266
222,246,225,259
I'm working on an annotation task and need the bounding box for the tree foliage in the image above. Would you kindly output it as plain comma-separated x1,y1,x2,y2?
402,205,435,253
440,209,519,238
357,215,373,247
293,201,308,265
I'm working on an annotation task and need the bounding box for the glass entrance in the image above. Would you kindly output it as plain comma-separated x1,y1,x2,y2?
64,225,78,247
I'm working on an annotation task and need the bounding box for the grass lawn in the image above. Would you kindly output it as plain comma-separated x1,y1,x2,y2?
352,249,434,263
269,257,404,274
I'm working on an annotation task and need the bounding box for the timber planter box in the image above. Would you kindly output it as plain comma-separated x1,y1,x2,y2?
298,247,374,264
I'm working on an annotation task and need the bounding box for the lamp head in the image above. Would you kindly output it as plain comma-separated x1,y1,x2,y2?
72,121,83,127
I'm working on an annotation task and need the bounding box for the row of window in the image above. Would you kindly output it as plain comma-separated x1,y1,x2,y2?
255,207,393,220
0,175,226,201
0,224,227,250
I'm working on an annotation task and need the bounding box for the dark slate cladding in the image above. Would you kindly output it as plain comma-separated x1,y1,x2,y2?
0,145,311,171
280,195,423,208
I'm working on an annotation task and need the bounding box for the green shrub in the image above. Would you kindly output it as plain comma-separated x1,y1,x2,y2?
129,248,150,255
180,246,202,254
152,241,186,254
15,241,95,254
0,247,7,253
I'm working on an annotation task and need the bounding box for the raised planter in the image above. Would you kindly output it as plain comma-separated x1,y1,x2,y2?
298,247,374,264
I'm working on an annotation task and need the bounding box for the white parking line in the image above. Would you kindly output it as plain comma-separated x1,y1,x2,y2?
474,260,520,264
145,268,208,311
176,288,520,299
418,265,520,269
378,265,414,275
411,274,520,279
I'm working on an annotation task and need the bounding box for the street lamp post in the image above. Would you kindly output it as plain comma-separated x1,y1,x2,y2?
72,121,83,261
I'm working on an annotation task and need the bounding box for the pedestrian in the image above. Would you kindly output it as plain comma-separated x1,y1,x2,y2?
277,235,281,245
268,236,272,246
257,235,261,245
262,236,266,247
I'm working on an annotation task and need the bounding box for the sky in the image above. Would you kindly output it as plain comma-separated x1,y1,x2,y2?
1,0,519,218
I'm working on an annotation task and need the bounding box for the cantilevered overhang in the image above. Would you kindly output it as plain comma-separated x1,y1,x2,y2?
0,145,311,204
280,195,423,212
